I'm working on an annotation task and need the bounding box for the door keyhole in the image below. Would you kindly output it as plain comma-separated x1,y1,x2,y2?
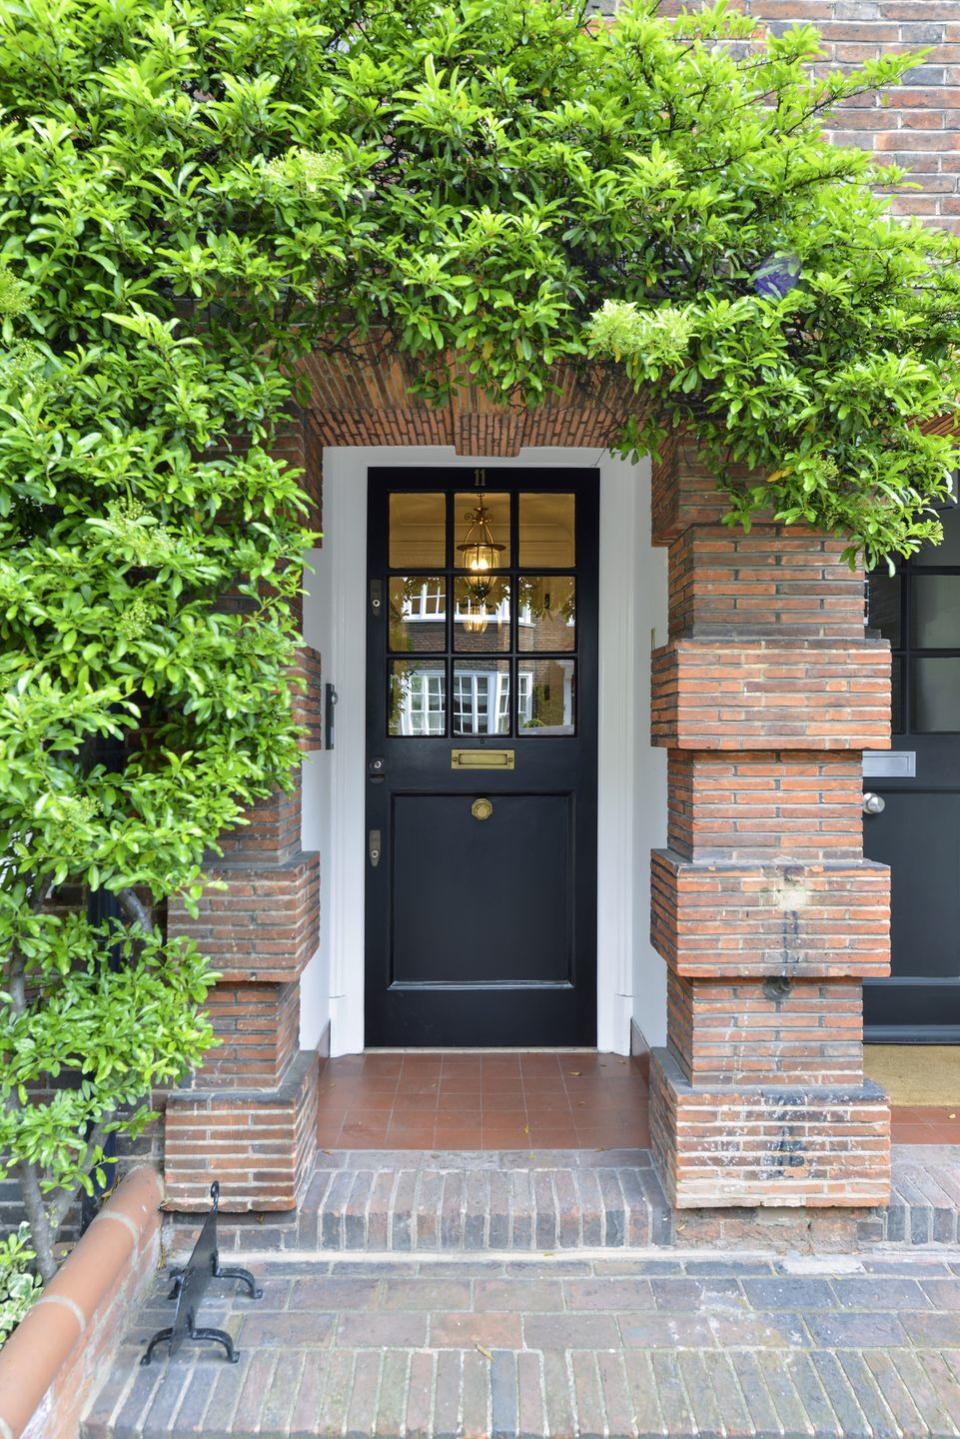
471,798,493,822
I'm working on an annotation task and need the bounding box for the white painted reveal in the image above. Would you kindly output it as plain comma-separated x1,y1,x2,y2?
300,446,668,1055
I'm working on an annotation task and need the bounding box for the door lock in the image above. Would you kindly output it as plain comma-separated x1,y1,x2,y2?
368,829,382,867
862,792,886,816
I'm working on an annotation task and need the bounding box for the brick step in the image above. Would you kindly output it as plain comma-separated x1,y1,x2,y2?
165,1147,960,1259
169,1150,672,1256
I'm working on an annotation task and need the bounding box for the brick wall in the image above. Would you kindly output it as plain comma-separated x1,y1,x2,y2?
668,529,868,642
667,972,865,1086
651,641,891,750
656,1,960,232
667,753,865,861
651,850,891,978
291,643,324,751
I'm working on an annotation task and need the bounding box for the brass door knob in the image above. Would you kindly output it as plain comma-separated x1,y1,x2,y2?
471,797,493,822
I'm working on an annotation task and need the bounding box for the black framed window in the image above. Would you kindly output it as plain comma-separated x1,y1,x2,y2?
385,484,579,738
867,493,960,735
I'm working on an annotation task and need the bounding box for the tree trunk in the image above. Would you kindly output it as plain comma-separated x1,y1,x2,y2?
14,1159,56,1284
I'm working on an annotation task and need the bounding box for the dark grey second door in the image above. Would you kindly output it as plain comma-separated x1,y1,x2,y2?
864,500,960,1040
364,468,599,1048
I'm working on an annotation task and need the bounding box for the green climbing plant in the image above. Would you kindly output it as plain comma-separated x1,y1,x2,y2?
2,0,959,1285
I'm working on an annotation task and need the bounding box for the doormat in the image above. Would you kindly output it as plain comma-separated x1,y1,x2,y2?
864,1045,960,1107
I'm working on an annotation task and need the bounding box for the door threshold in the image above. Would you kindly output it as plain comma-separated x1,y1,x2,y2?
362,1046,600,1055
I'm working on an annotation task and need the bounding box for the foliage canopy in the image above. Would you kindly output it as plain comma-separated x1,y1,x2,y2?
1,0,958,1278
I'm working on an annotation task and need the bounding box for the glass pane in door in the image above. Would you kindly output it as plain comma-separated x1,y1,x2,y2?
519,493,575,566
913,657,960,733
389,660,446,736
452,660,510,736
453,492,510,573
518,658,576,735
452,576,511,652
518,576,576,651
389,493,446,568
912,575,960,649
389,577,446,652
914,503,960,566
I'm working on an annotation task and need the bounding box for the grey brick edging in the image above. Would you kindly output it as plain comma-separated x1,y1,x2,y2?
882,1145,960,1248
165,1146,960,1258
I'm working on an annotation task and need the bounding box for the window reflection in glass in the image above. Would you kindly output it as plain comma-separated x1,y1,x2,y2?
452,577,510,652
519,493,575,567
518,659,576,735
389,660,446,736
913,657,960,733
914,503,960,567
866,569,900,649
452,660,510,736
892,657,904,735
517,576,575,652
912,575,960,650
388,577,446,652
389,493,446,569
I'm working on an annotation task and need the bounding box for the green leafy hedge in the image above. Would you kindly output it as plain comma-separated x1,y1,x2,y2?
2,0,958,1280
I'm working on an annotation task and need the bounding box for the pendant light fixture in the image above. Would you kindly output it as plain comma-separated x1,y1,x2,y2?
457,471,505,593
456,472,505,636
461,596,490,634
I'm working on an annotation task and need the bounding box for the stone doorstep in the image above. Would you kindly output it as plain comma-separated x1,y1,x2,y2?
163,1146,960,1259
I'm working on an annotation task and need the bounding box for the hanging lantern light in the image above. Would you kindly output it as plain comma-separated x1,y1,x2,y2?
461,598,490,635
457,496,505,591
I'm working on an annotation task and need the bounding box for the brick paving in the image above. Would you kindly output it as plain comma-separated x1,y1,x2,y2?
85,1251,960,1437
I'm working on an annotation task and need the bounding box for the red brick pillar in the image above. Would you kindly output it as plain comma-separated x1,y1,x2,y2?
649,440,892,1209
163,419,324,1213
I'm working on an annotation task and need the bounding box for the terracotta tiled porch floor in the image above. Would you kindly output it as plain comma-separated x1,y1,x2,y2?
891,1106,960,1145
315,1051,650,1150
315,1050,957,1150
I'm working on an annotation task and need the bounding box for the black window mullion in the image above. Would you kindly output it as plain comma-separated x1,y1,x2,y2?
904,558,913,734
445,484,454,737
509,489,518,737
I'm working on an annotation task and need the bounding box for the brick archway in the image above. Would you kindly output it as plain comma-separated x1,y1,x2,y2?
162,386,891,1214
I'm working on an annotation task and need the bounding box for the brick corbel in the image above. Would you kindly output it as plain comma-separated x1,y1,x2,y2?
651,640,891,751
651,850,891,979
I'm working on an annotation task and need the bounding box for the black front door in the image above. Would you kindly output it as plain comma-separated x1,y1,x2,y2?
864,499,960,1040
365,468,598,1047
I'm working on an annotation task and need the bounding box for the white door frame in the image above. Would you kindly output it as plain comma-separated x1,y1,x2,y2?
302,445,667,1057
